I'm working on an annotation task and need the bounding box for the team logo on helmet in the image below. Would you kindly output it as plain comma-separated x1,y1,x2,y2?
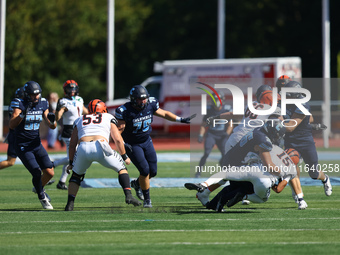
88,99,107,114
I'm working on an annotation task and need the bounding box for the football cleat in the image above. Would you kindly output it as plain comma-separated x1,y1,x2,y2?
322,175,332,196
131,179,144,200
184,183,206,193
125,195,142,206
298,199,308,210
196,190,210,206
65,201,74,211
57,181,68,190
143,199,152,208
206,198,225,213
227,192,245,208
40,198,53,210
32,187,51,202
46,179,55,185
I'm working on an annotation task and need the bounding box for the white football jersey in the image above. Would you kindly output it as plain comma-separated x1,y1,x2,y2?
74,113,116,141
59,96,85,125
269,145,297,179
225,101,277,153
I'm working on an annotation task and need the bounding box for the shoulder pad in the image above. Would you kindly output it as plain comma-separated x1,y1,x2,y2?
74,96,84,103
223,104,232,111
259,137,273,151
149,97,158,103
115,105,126,120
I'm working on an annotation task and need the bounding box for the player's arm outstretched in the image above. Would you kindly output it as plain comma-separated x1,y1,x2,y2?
154,108,195,124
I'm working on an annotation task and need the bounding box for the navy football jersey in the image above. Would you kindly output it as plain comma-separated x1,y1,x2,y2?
284,103,313,143
115,97,159,144
203,104,232,135
223,127,273,166
10,98,49,147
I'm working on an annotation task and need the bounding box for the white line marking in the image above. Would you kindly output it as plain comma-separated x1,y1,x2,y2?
1,228,340,235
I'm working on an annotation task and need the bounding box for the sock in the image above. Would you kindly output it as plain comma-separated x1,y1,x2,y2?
297,193,304,199
118,173,132,196
142,189,150,201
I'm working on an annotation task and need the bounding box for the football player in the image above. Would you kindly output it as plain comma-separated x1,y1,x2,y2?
194,86,281,206
64,99,141,211
206,145,298,212
0,87,24,170
185,119,308,210
276,75,292,94
196,90,233,178
53,80,88,190
115,85,195,208
9,81,57,209
282,81,332,196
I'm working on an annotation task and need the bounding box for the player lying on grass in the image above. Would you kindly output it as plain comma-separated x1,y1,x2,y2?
64,99,141,211
185,120,308,210
205,146,301,212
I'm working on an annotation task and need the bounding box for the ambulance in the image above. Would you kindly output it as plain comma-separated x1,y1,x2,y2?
106,57,302,134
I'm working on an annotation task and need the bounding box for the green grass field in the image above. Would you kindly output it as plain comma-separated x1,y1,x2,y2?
0,153,339,255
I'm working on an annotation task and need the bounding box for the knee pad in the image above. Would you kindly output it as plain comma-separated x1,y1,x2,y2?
69,172,85,186
150,171,157,178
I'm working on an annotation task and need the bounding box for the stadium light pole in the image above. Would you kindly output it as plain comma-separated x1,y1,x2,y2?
0,0,6,139
217,0,225,59
322,0,330,148
107,0,114,102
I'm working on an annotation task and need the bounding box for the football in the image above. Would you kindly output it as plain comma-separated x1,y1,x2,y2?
285,148,300,165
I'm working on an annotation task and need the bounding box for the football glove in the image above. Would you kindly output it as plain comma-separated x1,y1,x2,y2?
310,123,327,130
206,115,219,126
180,114,196,124
197,135,204,143
47,112,56,123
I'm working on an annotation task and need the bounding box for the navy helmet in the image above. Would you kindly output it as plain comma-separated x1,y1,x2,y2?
130,85,149,110
23,81,42,104
284,81,303,99
256,84,272,102
15,87,25,99
262,121,286,144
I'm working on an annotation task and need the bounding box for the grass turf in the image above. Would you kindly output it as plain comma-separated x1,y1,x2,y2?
0,160,339,255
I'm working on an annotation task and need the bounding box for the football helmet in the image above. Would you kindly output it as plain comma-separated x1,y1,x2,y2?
284,81,303,98
63,80,79,98
23,81,42,104
88,99,107,114
256,84,272,102
130,85,149,110
262,121,286,144
213,90,225,109
15,87,25,99
276,75,291,92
